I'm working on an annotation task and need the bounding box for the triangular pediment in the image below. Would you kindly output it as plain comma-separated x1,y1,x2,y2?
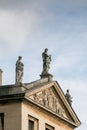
25,81,81,127
29,87,69,119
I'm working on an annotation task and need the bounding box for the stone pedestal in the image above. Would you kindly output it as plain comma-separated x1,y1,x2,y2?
40,73,53,82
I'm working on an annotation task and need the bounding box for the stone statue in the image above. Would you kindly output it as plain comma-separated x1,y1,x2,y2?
65,89,72,106
42,48,51,74
15,56,24,84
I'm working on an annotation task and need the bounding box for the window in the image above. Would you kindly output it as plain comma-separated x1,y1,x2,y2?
0,113,4,130
28,115,38,130
46,128,50,130
45,124,54,130
29,120,34,130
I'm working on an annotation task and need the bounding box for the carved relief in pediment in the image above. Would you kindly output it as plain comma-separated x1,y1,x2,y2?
29,87,68,119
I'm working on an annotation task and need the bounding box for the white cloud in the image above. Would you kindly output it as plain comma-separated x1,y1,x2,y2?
0,9,43,56
0,10,25,50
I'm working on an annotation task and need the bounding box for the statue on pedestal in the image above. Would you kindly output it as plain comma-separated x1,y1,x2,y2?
15,56,24,85
42,48,51,74
65,89,72,106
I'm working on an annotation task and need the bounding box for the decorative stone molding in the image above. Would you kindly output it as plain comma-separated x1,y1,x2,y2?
29,87,68,119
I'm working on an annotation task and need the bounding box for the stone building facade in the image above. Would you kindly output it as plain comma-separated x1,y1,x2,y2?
0,76,81,130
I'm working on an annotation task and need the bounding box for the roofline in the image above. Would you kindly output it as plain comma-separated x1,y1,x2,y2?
54,81,81,126
24,96,79,128
25,80,81,127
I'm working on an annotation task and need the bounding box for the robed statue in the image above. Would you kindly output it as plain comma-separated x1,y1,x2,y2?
42,48,51,74
15,56,24,84
65,89,72,106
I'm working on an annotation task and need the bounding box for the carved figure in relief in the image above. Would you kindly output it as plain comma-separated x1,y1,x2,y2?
32,88,66,118
42,90,48,107
54,98,59,113
58,108,63,116
38,92,44,105
33,94,39,102
49,88,54,109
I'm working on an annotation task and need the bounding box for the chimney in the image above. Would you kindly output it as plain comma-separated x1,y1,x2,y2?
0,69,3,85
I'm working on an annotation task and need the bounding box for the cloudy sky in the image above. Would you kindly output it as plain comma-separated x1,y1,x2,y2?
0,0,87,129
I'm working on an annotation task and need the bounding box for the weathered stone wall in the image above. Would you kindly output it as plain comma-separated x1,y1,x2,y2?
0,102,21,130
0,100,75,130
21,101,73,130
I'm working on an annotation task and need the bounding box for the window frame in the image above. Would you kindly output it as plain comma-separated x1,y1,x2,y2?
45,123,54,130
0,113,4,130
28,115,38,130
